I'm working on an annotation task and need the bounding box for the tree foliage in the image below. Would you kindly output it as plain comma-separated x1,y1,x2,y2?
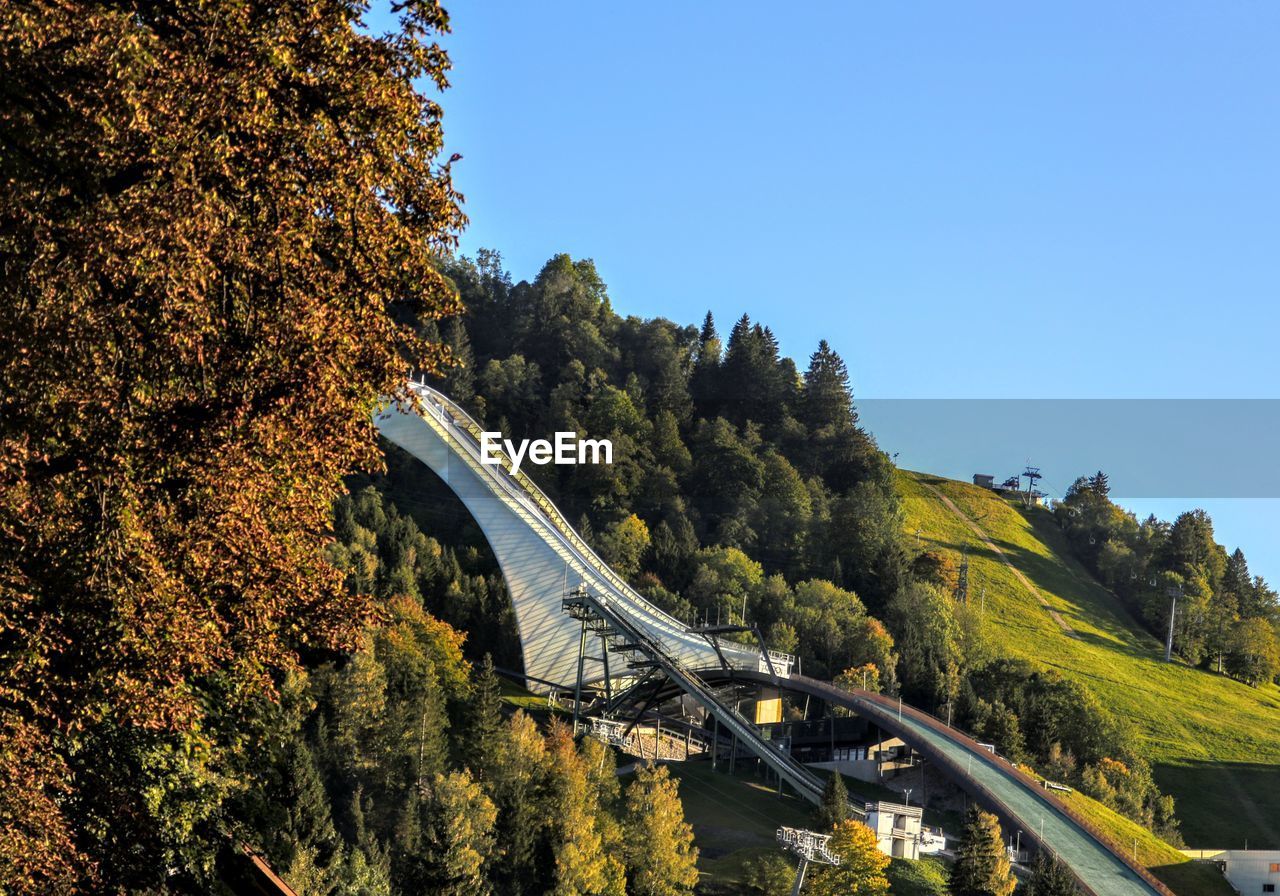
805,820,890,896
1055,475,1278,681
1024,851,1080,896
622,764,699,896
0,0,464,888
949,807,1015,896
816,771,852,831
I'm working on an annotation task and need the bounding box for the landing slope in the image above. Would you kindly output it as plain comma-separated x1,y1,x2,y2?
897,470,1280,847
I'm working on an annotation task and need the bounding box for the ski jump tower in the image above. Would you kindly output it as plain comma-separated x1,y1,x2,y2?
375,383,824,803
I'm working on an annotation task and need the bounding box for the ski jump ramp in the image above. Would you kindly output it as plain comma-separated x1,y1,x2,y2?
374,382,779,691
375,382,1171,896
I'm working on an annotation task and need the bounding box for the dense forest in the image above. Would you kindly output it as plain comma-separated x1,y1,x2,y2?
1055,472,1280,685
229,486,700,895
376,251,1187,842
10,1,1273,892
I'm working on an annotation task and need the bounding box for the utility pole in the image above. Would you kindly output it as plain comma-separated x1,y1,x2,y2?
1165,585,1182,663
1022,465,1042,509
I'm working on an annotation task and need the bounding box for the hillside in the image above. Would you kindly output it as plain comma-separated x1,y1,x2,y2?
897,470,1280,849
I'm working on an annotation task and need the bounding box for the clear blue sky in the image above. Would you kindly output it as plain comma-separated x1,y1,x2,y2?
397,3,1280,582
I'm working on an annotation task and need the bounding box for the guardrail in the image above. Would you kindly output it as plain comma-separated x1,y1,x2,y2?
822,681,1175,896
404,382,790,674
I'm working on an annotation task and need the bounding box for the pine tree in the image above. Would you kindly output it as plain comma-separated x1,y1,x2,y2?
981,702,1027,764
691,311,723,416
817,771,851,830
949,806,1016,896
276,739,341,895
443,317,477,403
1024,851,1079,896
721,315,783,426
698,311,718,352
1224,549,1257,616
469,653,505,780
802,340,856,432
1088,470,1110,498
281,739,340,868
805,819,890,896
488,711,554,896
409,770,498,896
622,764,699,896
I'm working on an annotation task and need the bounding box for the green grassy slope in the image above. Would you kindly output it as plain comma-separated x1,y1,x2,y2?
897,470,1280,849
1061,790,1234,896
664,762,813,893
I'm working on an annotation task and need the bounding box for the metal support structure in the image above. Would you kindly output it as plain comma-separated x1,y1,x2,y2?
621,673,670,739
751,624,781,683
599,635,613,704
573,617,588,730
560,583,825,803
777,827,842,896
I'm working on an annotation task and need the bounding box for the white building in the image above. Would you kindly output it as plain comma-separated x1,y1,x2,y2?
1183,849,1280,894
864,801,925,859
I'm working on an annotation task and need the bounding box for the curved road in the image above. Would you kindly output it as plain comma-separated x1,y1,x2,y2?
756,673,1168,896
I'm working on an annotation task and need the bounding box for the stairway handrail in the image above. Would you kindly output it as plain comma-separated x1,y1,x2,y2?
407,383,784,669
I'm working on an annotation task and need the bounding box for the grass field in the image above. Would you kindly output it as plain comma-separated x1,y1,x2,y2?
897,470,1280,849
1061,790,1234,896
664,761,813,892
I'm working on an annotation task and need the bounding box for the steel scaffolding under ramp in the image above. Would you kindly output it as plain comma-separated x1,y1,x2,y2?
560,584,825,804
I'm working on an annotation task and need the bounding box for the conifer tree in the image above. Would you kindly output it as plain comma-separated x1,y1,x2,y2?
949,806,1016,896
1024,851,1080,896
802,340,856,432
1088,470,1111,498
698,311,719,351
469,653,505,779
271,738,342,895
817,771,851,830
622,764,699,896
409,770,498,896
488,711,554,896
443,316,478,403
691,311,723,415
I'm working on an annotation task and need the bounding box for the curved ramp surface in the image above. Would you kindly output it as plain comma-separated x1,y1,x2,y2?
766,674,1171,896
376,384,1170,896
374,384,765,691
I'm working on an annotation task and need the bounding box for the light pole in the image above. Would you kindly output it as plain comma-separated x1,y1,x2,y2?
1015,830,1022,861
903,788,912,807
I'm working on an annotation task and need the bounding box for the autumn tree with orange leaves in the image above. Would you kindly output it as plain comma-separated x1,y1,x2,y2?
0,1,464,890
